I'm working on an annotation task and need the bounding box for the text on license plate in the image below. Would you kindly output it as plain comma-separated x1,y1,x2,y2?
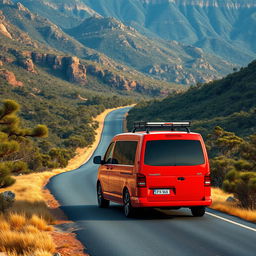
154,189,170,195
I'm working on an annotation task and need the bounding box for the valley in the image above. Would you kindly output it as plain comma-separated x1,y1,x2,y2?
0,1,256,255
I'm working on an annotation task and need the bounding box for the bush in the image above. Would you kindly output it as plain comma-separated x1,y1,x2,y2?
0,99,49,187
210,156,235,187
223,171,256,209
207,126,256,209
0,163,16,188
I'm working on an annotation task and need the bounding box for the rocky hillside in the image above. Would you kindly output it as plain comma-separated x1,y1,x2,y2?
66,16,233,85
0,0,181,96
12,0,98,28
10,0,245,86
127,59,256,137
83,0,256,65
18,0,256,67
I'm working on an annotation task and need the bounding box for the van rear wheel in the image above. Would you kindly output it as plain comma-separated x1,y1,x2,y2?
123,190,136,218
97,183,109,208
191,206,205,217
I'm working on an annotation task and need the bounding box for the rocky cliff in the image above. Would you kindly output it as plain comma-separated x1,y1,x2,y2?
31,53,87,85
29,52,157,93
0,44,152,93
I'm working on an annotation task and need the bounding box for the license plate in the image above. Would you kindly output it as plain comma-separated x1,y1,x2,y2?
154,189,170,195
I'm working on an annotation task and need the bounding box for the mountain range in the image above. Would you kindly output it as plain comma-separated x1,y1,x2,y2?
1,0,183,97
1,0,256,92
15,0,256,67
66,16,232,85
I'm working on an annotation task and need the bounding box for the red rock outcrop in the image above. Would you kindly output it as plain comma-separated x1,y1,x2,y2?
0,23,12,39
31,53,87,85
64,56,87,85
86,64,139,91
12,50,145,92
0,69,23,87
19,57,36,73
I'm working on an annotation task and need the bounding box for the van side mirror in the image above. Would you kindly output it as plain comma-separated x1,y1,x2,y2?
93,156,103,164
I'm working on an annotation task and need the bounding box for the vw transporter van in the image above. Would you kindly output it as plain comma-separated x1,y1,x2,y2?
93,122,211,217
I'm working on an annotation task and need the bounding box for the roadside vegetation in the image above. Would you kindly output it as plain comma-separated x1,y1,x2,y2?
0,99,54,255
0,169,55,255
211,188,256,222
0,99,48,187
0,92,132,186
0,106,117,255
127,60,256,220
207,127,256,216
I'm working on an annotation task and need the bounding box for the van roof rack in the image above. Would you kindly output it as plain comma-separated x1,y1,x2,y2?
132,121,191,134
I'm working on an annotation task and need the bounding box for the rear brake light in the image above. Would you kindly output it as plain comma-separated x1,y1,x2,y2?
204,175,211,186
137,173,146,187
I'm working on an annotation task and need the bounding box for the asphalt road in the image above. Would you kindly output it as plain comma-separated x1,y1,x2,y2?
47,107,256,256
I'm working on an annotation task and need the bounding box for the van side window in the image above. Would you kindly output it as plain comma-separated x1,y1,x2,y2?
112,141,138,165
103,142,115,164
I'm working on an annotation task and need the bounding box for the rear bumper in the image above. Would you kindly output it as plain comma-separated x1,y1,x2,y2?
131,197,212,208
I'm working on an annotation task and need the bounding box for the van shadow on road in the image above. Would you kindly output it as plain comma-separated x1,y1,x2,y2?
60,204,193,222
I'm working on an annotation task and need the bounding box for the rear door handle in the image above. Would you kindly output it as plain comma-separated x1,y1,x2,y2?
178,177,185,181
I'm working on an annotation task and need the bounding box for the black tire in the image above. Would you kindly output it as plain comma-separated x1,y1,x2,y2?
123,189,136,218
191,206,205,217
97,183,109,208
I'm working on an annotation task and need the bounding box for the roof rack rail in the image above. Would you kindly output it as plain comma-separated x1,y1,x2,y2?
132,121,191,134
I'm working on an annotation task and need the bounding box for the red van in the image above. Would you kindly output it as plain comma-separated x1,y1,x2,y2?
93,122,211,217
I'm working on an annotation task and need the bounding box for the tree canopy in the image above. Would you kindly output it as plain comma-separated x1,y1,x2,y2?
0,99,48,187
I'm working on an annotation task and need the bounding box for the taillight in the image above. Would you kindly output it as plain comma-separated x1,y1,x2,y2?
137,173,146,187
204,175,211,186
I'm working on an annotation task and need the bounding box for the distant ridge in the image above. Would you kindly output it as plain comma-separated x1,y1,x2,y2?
141,0,256,8
127,59,256,136
10,0,256,82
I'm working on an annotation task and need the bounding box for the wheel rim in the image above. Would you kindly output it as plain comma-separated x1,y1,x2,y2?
124,191,130,216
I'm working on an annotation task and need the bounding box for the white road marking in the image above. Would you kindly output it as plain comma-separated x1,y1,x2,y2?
206,211,256,232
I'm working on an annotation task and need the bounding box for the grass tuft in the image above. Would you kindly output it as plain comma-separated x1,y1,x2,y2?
29,215,53,231
8,214,26,230
0,230,55,255
22,224,40,233
0,219,10,231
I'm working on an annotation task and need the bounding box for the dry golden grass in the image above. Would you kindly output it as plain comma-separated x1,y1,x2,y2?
22,224,41,233
10,200,54,223
0,219,10,231
211,187,233,202
8,213,26,230
7,249,53,256
0,212,55,255
29,215,53,231
211,188,256,222
0,230,55,254
211,201,256,222
0,173,55,255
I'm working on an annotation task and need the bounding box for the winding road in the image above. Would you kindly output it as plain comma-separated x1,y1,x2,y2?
47,107,256,256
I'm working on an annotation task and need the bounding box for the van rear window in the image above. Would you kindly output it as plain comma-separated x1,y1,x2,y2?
144,140,205,166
